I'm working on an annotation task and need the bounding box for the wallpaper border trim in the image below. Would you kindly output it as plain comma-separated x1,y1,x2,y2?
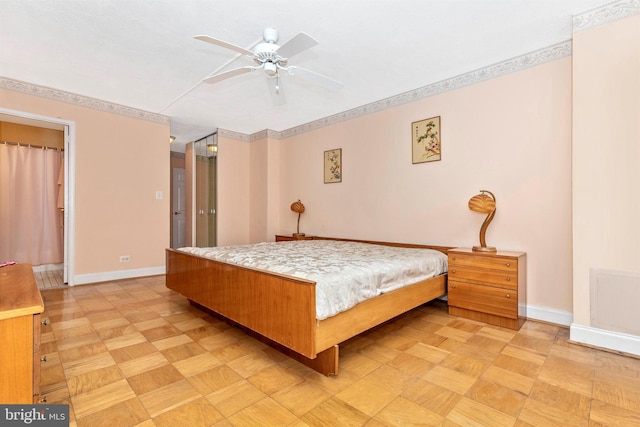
573,0,640,33
277,41,572,140
0,77,170,125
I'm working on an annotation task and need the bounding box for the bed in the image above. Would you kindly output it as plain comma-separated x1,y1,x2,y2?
165,236,451,375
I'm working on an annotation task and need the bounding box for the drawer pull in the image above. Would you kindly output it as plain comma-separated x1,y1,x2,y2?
506,277,511,281
41,319,49,326
451,270,456,274
506,294,511,298
506,263,511,267
40,396,47,403
451,284,456,289
41,355,48,363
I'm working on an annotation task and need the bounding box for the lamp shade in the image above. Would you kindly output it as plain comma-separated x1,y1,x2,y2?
290,200,305,214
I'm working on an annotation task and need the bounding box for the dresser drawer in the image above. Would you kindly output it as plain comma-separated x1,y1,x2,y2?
448,267,517,290
448,281,518,319
448,252,518,273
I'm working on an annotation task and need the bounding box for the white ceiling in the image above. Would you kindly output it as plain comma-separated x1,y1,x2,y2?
0,0,612,149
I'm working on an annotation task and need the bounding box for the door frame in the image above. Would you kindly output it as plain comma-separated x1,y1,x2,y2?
0,107,76,285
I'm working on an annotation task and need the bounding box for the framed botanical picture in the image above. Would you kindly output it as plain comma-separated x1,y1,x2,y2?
412,116,441,164
324,148,342,183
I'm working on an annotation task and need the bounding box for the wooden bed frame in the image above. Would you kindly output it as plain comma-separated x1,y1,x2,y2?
165,237,452,375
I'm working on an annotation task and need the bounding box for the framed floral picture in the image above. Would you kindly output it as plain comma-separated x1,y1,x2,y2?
412,116,441,164
324,148,342,183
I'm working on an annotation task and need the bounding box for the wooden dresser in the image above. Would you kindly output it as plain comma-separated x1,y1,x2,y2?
447,248,526,330
0,263,45,403
275,235,316,242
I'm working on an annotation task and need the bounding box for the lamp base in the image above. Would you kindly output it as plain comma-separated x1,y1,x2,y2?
472,245,497,253
292,233,306,238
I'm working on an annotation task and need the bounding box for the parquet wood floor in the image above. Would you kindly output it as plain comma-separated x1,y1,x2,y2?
34,268,65,289
39,275,640,426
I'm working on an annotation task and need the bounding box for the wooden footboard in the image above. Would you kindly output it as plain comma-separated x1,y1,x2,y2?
166,249,319,358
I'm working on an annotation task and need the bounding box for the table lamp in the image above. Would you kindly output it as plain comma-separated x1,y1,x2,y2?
468,190,497,252
290,199,305,237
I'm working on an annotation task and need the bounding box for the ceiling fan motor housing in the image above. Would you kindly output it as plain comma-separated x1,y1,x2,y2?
253,36,286,71
263,27,279,43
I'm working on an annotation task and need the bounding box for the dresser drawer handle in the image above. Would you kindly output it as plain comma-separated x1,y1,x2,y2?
506,263,511,267
451,270,456,274
40,396,47,403
41,355,48,363
41,319,49,326
506,277,511,281
451,284,456,289
506,294,511,298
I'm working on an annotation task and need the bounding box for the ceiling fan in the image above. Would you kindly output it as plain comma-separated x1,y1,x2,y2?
194,28,343,104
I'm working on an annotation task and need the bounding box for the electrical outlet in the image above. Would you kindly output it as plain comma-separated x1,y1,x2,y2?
119,255,131,262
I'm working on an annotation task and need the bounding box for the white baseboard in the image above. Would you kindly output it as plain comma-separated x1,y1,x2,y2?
525,304,573,326
73,266,165,285
570,323,640,357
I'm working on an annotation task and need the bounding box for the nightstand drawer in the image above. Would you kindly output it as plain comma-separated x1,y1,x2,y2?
448,281,518,319
448,268,517,290
448,253,518,272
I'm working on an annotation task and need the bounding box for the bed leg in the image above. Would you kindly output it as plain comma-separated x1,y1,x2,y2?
285,345,339,376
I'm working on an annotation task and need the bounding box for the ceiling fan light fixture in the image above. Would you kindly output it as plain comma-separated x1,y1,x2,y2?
264,62,277,76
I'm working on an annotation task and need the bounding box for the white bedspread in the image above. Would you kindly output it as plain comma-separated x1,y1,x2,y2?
178,240,447,320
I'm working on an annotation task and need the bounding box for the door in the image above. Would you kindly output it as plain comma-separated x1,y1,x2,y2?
172,168,186,248
194,133,217,247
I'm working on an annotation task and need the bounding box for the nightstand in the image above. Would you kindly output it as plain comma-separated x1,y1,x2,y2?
447,248,526,330
275,235,316,242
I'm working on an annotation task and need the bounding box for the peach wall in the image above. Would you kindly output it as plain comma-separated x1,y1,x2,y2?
266,58,574,314
249,137,269,242
248,137,282,242
0,89,170,279
216,134,250,246
572,14,640,325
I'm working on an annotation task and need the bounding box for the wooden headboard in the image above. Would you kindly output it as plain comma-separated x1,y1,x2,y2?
311,236,454,255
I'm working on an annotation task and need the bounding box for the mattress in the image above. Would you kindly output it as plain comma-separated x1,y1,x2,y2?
178,240,447,320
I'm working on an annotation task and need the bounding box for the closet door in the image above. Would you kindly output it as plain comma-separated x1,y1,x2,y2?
193,133,217,247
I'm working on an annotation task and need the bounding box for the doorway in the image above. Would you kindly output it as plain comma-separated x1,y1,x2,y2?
0,108,75,286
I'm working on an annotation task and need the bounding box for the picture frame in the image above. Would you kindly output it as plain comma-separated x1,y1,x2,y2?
324,148,342,183
412,116,441,164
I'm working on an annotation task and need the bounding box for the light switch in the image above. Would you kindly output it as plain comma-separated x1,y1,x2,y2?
155,190,163,200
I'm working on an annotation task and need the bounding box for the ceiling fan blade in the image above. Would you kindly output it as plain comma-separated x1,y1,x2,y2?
287,66,344,92
267,76,286,105
203,67,257,84
276,32,318,59
194,35,254,57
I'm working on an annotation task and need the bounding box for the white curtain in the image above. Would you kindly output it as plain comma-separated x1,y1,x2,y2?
0,144,64,266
